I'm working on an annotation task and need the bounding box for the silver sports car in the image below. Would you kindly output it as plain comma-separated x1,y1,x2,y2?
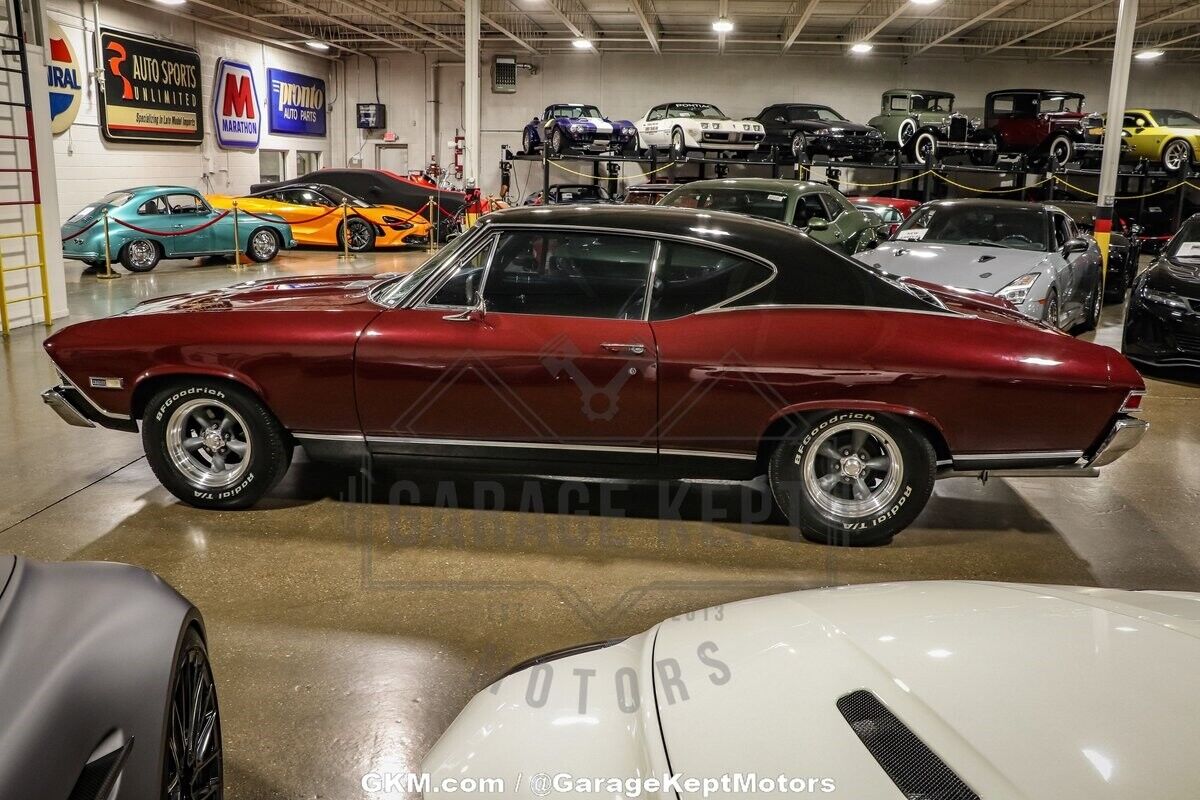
858,198,1104,332
0,556,221,799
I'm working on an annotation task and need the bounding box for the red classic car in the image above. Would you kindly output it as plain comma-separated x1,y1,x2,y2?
849,196,922,237
975,89,1104,167
41,206,1148,546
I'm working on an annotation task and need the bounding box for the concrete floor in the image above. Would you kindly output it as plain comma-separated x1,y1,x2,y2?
2,250,1198,798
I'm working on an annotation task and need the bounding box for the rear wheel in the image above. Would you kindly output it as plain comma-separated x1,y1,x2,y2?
338,218,376,252
767,411,936,546
969,130,999,166
246,228,280,262
163,627,222,800
142,379,292,510
120,239,161,272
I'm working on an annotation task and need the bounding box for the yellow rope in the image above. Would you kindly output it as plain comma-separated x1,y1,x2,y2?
833,169,934,188
1053,175,1190,199
546,158,679,182
935,172,1055,194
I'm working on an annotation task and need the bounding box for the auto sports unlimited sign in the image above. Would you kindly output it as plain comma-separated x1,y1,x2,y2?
267,68,326,137
213,59,261,149
98,28,202,144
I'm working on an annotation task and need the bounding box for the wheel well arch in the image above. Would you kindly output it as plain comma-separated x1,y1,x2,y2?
1160,136,1193,157
754,406,952,472
129,369,267,422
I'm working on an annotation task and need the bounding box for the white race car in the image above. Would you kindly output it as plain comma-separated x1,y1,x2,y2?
634,102,765,158
424,581,1200,799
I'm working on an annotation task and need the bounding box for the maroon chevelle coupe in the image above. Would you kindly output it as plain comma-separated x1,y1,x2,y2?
42,205,1148,545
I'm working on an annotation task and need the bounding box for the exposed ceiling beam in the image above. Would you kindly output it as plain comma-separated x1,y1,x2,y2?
628,0,661,54
451,0,542,55
263,0,419,52
911,0,1022,56
542,0,600,46
781,0,819,52
342,0,464,55
844,0,909,46
978,0,1110,57
1053,1,1200,57
121,0,348,57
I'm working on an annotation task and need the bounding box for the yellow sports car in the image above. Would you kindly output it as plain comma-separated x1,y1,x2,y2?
208,183,432,251
1121,108,1200,175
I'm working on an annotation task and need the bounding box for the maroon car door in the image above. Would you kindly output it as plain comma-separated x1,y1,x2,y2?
355,229,659,462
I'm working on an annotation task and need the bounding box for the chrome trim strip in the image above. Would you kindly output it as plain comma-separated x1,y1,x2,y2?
660,448,756,461
51,369,131,421
954,450,1084,463
412,233,500,311
697,303,963,320
293,432,367,442
641,240,663,322
364,435,658,455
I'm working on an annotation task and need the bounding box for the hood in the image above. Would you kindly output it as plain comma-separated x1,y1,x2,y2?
1145,257,1200,301
652,581,1200,799
122,274,391,316
864,241,1051,294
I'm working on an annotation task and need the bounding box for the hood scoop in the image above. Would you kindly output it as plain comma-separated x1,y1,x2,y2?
976,255,996,263
838,690,980,800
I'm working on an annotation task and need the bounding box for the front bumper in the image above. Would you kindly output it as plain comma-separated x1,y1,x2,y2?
1122,287,1200,366
41,384,137,432
809,134,883,157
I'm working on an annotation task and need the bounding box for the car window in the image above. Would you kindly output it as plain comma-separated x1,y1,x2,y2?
650,243,773,321
819,191,849,220
137,196,171,216
1052,214,1072,248
888,95,909,112
1123,113,1145,128
167,194,207,214
898,204,1049,251
668,103,724,120
648,107,665,122
787,106,845,123
425,236,497,308
660,186,789,223
794,193,831,227
1148,109,1200,127
481,231,654,319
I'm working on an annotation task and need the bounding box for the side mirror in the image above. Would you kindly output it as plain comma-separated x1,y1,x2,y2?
443,302,487,323
1063,237,1089,256
807,217,830,231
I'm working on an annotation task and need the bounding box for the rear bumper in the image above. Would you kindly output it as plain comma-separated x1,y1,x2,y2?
941,415,1146,479
1089,417,1149,467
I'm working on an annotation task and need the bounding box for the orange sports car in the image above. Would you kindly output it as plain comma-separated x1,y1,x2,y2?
207,183,432,252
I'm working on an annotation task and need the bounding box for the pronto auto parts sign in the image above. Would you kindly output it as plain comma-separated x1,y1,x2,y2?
213,59,260,149
46,19,82,135
267,68,326,137
98,28,202,144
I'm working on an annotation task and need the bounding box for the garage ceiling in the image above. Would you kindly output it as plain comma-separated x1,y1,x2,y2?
195,0,1200,60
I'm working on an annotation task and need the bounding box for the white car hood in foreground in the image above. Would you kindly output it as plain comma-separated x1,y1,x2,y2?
862,241,1053,294
423,582,1200,799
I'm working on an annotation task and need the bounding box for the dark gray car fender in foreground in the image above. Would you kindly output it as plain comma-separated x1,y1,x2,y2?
0,556,202,799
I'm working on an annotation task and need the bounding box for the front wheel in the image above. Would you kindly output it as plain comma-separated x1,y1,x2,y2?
551,128,566,156
671,128,688,160
246,228,280,262
791,131,809,160
909,131,939,166
1044,134,1074,167
1078,282,1102,333
1161,138,1193,175
120,239,161,272
1042,287,1061,329
163,627,223,799
142,379,292,510
767,411,936,546
522,129,537,155
339,218,376,252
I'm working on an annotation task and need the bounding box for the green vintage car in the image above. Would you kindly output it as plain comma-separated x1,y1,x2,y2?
61,185,296,273
657,178,880,255
866,89,996,166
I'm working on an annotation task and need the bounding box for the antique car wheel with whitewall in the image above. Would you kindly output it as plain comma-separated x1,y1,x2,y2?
43,206,1147,545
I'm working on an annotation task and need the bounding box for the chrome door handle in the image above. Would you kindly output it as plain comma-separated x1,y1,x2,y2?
173,224,185,228
601,342,646,355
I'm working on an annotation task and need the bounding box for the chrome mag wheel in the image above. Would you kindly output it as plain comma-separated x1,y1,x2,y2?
249,229,277,261
127,240,157,269
165,635,222,800
792,132,808,159
1045,292,1060,328
346,219,372,251
1163,140,1191,173
165,398,252,489
801,421,904,519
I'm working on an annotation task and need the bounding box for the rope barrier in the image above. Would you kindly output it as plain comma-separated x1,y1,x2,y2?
109,210,231,237
832,169,935,189
547,158,678,182
237,205,341,225
61,217,100,241
934,172,1055,194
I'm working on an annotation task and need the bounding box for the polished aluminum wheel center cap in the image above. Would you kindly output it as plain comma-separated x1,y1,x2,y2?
203,429,224,452
840,455,865,478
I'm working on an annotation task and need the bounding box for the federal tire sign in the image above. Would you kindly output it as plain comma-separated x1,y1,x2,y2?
98,28,202,144
213,59,261,150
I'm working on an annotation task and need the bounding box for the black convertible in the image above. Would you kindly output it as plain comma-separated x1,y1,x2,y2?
750,103,885,161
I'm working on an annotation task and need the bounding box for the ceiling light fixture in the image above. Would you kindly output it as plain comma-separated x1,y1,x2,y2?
910,0,940,5
305,40,331,51
1134,49,1164,60
572,37,592,49
712,18,734,33
849,42,874,54
153,0,188,5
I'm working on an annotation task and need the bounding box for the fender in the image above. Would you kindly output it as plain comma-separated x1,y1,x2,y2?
130,364,267,419
762,400,951,455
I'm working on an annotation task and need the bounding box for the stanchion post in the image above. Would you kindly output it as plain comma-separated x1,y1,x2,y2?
98,211,120,280
231,201,243,270
429,199,437,254
339,200,355,261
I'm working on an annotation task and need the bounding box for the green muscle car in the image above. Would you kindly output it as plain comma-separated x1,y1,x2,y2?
867,89,996,166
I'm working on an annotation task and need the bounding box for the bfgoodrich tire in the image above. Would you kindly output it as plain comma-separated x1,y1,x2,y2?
767,411,936,546
142,379,291,509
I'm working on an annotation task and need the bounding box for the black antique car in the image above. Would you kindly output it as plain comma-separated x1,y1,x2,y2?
749,103,884,162
1054,200,1142,300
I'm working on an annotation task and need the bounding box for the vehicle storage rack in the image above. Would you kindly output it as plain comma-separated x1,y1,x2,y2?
0,0,50,336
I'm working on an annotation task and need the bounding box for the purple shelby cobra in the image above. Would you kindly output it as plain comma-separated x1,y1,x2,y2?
521,103,638,156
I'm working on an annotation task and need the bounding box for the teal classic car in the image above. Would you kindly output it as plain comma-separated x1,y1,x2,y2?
61,186,295,273
866,89,996,166
657,178,880,255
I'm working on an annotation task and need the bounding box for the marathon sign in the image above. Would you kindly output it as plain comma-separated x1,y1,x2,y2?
267,68,327,137
213,59,260,149
98,28,202,144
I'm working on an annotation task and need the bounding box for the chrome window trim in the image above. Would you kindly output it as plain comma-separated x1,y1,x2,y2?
696,303,965,320
660,448,756,461
641,241,663,322
412,233,500,311
954,450,1084,463
293,432,367,442
371,222,493,308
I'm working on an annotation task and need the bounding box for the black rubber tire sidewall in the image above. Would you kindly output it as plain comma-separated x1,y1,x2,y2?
551,129,565,155
1162,139,1192,175
161,627,223,799
142,379,290,509
340,218,377,253
120,240,161,272
246,228,280,263
767,411,935,547
911,131,938,166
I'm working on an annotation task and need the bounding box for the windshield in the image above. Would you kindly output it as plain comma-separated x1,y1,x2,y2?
1149,109,1200,128
550,105,601,119
373,225,486,306
1040,95,1083,114
895,204,1049,252
660,187,789,222
669,103,725,119
1167,218,1200,261
788,105,846,123
69,191,132,221
315,185,371,208
1054,204,1096,229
